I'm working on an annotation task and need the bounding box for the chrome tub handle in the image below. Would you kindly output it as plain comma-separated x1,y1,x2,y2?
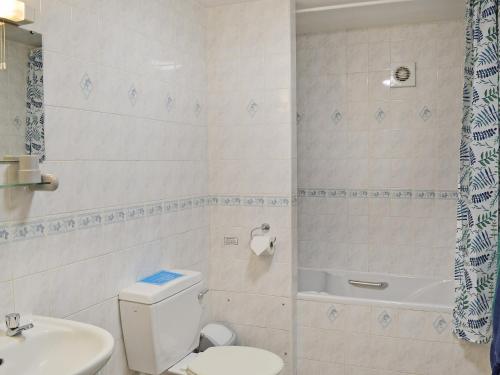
349,280,388,289
198,288,209,301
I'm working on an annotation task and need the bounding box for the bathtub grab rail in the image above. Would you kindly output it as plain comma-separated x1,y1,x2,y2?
348,280,388,289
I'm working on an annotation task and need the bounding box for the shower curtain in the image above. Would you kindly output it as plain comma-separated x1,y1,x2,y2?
454,0,500,345
25,48,44,162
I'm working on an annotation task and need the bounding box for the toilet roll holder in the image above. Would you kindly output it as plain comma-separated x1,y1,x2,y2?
250,223,271,238
250,223,277,255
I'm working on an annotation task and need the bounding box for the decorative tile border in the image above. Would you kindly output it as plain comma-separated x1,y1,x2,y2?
298,188,458,200
103,209,126,225
78,212,103,229
0,195,293,244
212,195,292,207
12,221,45,241
47,216,77,235
1,188,456,244
0,225,9,244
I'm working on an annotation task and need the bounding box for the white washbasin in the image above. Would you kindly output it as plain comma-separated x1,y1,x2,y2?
0,315,114,375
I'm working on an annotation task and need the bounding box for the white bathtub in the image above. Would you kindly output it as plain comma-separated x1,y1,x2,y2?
298,268,453,312
296,268,490,374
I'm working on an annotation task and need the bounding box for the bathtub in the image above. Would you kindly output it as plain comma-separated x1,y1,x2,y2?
298,268,454,312
296,268,490,374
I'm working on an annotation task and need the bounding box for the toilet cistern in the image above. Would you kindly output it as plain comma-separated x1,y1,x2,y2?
119,269,284,375
4,313,34,337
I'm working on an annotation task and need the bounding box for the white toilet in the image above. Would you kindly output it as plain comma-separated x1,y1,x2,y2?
119,269,284,375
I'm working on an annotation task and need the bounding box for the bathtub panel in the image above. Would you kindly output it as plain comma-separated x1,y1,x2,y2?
298,299,372,334
298,326,346,364
452,342,491,375
398,310,454,343
423,341,455,375
297,297,490,375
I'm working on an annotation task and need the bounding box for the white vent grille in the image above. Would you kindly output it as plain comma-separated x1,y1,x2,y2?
390,62,416,88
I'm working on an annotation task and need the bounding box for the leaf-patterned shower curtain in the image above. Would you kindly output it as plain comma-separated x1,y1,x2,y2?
25,48,44,162
454,0,500,344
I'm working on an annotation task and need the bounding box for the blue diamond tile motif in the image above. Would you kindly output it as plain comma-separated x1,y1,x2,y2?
433,315,448,334
80,73,93,98
128,85,138,106
331,110,343,125
12,116,21,130
375,108,386,123
165,94,175,112
327,306,338,322
419,106,432,122
378,311,392,328
194,101,202,117
247,100,258,117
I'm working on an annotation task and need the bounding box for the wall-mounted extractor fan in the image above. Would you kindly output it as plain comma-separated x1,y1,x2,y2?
390,62,416,88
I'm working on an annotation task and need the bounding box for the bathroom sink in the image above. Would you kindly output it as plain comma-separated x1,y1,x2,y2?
0,315,114,375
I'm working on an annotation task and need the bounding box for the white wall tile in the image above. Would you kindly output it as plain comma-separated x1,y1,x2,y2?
207,0,295,371
1,1,211,374
297,21,463,278
0,281,14,317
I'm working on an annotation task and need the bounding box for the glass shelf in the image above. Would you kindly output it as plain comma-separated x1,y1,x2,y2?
0,160,20,164
0,174,58,191
0,181,49,189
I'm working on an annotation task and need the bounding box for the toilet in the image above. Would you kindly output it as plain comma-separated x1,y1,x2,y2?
119,269,284,375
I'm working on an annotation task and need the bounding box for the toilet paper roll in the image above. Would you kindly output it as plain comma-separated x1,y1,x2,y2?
18,169,41,184
250,235,273,256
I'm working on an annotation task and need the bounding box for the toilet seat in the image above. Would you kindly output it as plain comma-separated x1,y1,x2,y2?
186,346,284,375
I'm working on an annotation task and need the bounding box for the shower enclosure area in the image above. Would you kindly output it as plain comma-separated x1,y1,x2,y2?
295,2,490,374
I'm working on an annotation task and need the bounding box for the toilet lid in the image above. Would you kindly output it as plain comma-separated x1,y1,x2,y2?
187,346,284,375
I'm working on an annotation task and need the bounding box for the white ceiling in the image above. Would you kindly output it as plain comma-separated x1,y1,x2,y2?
198,0,466,34
296,0,466,34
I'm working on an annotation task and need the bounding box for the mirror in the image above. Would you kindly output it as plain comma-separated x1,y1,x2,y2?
0,23,44,161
